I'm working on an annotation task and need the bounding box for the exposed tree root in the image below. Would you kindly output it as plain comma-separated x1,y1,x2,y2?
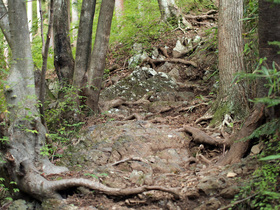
178,103,209,113
184,14,216,21
141,57,198,68
178,125,226,147
217,106,265,166
195,114,213,124
111,157,149,166
159,47,169,58
18,160,182,201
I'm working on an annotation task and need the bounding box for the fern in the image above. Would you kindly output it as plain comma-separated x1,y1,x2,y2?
241,119,280,142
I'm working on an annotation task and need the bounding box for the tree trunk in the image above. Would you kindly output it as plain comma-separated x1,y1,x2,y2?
157,0,177,22
3,0,68,199
71,0,79,47
39,0,54,126
0,0,11,46
115,0,124,23
86,0,115,112
53,0,74,87
215,0,250,165
73,0,96,90
258,0,280,102
216,0,246,114
27,0,32,42
218,1,280,165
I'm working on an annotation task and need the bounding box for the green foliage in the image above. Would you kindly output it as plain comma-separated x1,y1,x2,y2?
31,35,54,70
43,86,86,158
178,0,217,14
109,0,168,51
243,0,259,75
0,33,9,114
0,178,19,206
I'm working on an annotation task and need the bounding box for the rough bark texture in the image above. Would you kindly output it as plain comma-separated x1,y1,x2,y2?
73,0,96,89
217,0,245,111
258,0,280,119
3,0,68,199
86,0,115,112
53,0,74,86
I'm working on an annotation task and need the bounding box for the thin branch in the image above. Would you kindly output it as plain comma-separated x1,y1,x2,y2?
39,0,54,126
218,193,258,210
39,0,45,53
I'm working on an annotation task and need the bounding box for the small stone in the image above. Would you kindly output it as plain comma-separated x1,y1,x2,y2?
234,168,242,174
227,172,237,178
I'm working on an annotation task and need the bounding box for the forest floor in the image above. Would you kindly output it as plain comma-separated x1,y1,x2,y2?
43,11,262,210
6,9,262,210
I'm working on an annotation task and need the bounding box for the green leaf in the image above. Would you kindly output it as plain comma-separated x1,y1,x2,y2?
260,154,280,161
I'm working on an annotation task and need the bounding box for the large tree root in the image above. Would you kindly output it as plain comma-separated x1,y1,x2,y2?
18,160,182,201
178,125,226,147
217,106,265,165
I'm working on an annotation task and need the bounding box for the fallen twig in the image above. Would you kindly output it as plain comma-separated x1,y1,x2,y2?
141,57,197,68
218,193,258,210
111,157,149,166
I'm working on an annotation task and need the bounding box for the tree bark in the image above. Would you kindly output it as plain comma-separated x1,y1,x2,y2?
258,0,280,100
27,0,32,42
217,0,246,113
71,0,79,47
157,0,177,22
73,0,96,90
115,0,124,23
86,0,115,112
0,0,11,46
3,0,68,199
39,0,54,126
53,0,74,87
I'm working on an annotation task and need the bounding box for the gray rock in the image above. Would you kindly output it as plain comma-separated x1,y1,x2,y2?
157,62,174,73
198,176,227,195
133,43,143,53
173,40,188,58
129,170,144,185
166,200,181,210
168,68,180,81
220,186,239,199
101,67,177,101
194,197,221,210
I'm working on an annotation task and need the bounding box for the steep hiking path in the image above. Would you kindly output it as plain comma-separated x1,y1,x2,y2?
7,9,262,210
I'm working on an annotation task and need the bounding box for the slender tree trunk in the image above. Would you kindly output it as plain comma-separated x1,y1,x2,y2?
71,0,79,47
115,0,124,23
0,0,11,46
27,0,32,42
53,0,74,87
73,0,96,90
39,0,54,126
217,0,246,113
157,0,177,22
86,0,115,112
37,0,41,34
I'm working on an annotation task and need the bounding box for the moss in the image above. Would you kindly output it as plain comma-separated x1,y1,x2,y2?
210,103,230,125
